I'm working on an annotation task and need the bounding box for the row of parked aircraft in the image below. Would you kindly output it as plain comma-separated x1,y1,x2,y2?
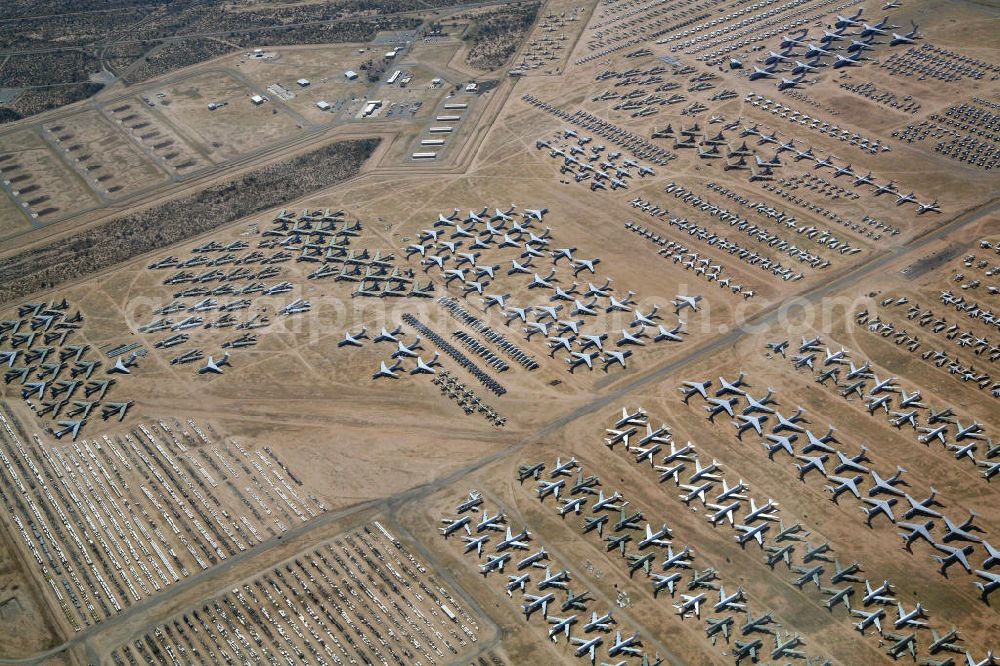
677,360,1000,607
403,206,701,374
601,406,998,663
536,132,657,192
746,9,921,90
337,325,447,378
521,453,846,664
2,300,139,440
709,119,938,212
440,490,661,664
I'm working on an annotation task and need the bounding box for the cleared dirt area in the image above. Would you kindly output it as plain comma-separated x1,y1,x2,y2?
0,0,998,663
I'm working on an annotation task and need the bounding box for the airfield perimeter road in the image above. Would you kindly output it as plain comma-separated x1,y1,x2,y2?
2,154,998,664
0,41,520,252
0,0,523,249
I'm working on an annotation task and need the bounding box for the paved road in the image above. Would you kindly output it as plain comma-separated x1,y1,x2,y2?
0,39,511,249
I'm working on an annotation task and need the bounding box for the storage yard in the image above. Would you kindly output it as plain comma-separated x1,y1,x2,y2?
0,0,998,663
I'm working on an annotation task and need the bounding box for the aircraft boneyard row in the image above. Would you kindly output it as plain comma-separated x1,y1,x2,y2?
335,205,703,390
440,489,663,666
677,356,999,610
0,0,997,661
2,299,135,440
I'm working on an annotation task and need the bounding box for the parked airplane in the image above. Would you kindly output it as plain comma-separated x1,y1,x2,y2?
975,569,1000,602
706,397,738,421
731,638,767,666
518,462,544,483
744,498,780,524
749,65,778,80
51,419,84,441
672,294,702,313
793,564,824,589
538,478,565,501
927,627,964,654
603,350,632,371
861,16,898,36
942,513,984,544
965,651,997,666
822,585,854,611
440,515,472,537
547,614,577,642
107,356,135,375
919,424,949,445
894,602,928,629
101,400,134,422
982,541,1000,569
864,579,896,606
714,586,747,613
772,632,807,660
654,322,685,342
638,523,673,550
706,615,734,645
614,508,644,532
674,593,707,619
707,501,741,526
775,522,808,543
568,351,598,372
631,306,662,327
199,353,231,375
717,479,748,503
462,535,489,557
862,497,898,526
765,433,797,459
522,592,555,619
559,497,587,517
795,454,828,480
933,542,975,574
608,631,643,657
593,490,626,513
955,421,985,441
652,572,682,598
517,547,549,570
680,380,712,403
874,180,898,196
853,607,885,635
551,457,579,477
373,360,402,379
765,340,789,358
735,522,769,548
741,610,778,636
735,414,767,439
898,520,936,551
562,588,593,612
583,610,615,633
538,567,571,592
571,636,603,664
506,573,530,596
835,446,871,475
777,74,805,90
743,390,777,414
825,474,864,502
903,489,943,520
410,353,441,375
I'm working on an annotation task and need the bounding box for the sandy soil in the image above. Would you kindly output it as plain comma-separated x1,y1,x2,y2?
0,0,998,663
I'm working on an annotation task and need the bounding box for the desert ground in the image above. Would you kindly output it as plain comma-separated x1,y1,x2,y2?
0,0,998,664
